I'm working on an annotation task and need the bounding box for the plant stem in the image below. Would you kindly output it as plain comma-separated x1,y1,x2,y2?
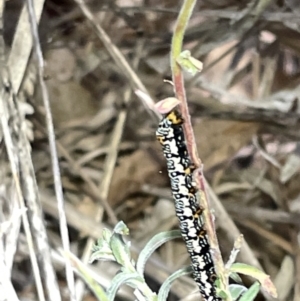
170,1,229,299
171,0,198,163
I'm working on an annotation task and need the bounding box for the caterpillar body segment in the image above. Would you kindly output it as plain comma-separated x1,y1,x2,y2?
156,110,221,301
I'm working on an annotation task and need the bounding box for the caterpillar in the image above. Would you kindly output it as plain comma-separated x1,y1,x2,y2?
156,110,221,301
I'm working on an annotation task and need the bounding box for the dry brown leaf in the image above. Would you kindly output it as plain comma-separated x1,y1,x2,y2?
273,255,295,300
280,154,300,184
194,119,259,170
37,80,97,126
45,48,76,82
108,148,165,206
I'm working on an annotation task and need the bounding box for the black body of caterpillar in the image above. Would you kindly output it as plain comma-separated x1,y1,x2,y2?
156,110,221,301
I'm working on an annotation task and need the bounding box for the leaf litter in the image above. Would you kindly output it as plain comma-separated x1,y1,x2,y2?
1,1,300,300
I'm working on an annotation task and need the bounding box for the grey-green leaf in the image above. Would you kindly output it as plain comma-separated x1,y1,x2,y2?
89,239,115,263
102,228,113,242
113,221,130,235
176,50,203,75
157,266,192,301
239,282,260,301
89,248,115,263
229,271,243,284
110,233,134,271
136,230,182,276
229,284,248,300
107,271,144,301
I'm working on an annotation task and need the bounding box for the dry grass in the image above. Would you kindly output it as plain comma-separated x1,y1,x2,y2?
1,0,300,300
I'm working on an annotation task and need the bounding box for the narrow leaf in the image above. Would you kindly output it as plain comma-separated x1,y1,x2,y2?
136,230,182,276
90,236,115,263
230,263,277,297
176,50,203,75
110,233,135,272
102,228,113,242
107,271,144,301
239,282,260,301
89,248,115,263
229,271,243,284
157,266,192,301
65,251,109,301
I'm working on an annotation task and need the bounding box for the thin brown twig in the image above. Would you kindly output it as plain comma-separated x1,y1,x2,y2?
239,219,294,255
73,0,149,98
73,37,145,301
74,0,161,123
70,2,150,299
74,92,130,298
207,186,263,269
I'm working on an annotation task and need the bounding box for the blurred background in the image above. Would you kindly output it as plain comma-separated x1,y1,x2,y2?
1,0,300,300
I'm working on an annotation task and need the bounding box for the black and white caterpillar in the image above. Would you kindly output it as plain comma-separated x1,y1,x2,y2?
156,110,221,301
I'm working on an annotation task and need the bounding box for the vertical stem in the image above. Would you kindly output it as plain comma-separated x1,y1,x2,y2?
170,1,229,299
171,0,199,165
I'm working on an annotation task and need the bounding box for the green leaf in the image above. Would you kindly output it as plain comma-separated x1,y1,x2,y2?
92,230,113,254
136,230,182,276
229,271,243,283
239,282,260,301
90,222,131,265
176,50,203,75
65,251,109,301
113,221,130,235
102,228,112,242
110,233,135,272
157,266,192,301
89,248,115,263
107,271,144,301
108,270,157,301
229,284,248,300
217,288,229,299
230,263,277,298
213,278,230,299
89,238,115,263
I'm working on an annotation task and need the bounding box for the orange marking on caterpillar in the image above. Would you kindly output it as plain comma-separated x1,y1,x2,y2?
167,111,184,125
